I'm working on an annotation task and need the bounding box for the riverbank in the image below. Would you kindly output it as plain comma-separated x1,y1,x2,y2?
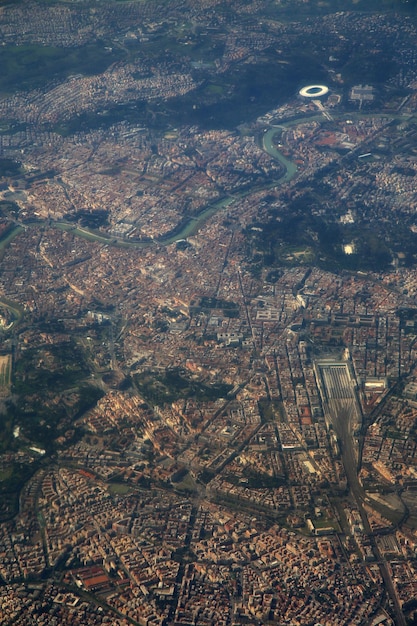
50,126,299,249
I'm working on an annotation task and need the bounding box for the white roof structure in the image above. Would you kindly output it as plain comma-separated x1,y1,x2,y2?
299,84,329,98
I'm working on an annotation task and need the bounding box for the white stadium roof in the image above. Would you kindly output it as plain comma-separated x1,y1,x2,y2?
299,84,329,98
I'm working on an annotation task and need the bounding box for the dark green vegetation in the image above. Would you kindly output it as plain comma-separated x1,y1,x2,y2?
0,225,24,262
0,464,34,521
246,210,396,273
0,201,21,219
224,467,285,490
51,51,328,134
190,297,239,317
8,381,102,449
134,367,232,406
0,336,103,518
342,53,398,87
64,209,109,229
165,53,327,130
13,341,89,396
0,158,21,177
51,103,147,137
4,0,409,140
0,376,103,518
6,340,103,448
124,26,225,65
0,44,124,94
246,126,417,273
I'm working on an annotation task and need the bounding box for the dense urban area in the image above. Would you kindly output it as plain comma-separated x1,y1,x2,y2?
2,0,417,624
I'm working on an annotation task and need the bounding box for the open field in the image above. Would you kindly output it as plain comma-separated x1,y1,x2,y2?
0,354,12,393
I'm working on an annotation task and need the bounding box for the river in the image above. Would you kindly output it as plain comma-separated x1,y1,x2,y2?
9,110,416,251
51,124,301,249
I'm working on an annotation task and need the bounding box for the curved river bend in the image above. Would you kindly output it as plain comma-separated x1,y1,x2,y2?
54,125,299,248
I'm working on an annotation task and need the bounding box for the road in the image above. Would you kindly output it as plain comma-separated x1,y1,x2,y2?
318,362,406,626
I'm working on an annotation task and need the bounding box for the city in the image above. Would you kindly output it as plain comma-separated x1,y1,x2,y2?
1,0,417,625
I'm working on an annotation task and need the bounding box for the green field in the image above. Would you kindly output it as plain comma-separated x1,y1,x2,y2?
107,482,132,495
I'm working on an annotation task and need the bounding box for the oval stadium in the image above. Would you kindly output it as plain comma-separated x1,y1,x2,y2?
299,84,329,98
